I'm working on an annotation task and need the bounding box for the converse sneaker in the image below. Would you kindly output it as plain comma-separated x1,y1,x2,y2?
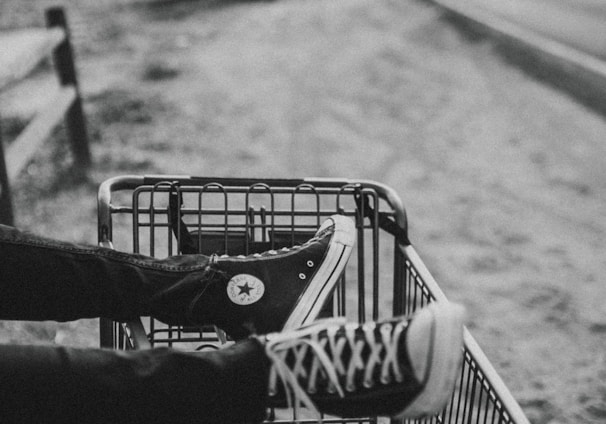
186,215,355,340
260,301,465,419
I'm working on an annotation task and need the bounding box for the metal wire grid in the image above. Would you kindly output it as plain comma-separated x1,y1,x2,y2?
97,175,529,424
398,256,523,424
105,180,398,345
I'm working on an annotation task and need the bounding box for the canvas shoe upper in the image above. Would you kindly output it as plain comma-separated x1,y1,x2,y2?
187,215,355,340
259,301,465,420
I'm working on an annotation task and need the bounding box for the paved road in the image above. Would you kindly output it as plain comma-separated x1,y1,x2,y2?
457,0,606,59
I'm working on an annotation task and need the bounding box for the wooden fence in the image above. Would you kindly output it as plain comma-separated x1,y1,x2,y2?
0,7,90,225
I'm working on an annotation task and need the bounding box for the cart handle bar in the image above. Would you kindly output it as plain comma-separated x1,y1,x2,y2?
98,174,409,244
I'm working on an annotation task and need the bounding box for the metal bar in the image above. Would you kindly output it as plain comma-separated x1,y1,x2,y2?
356,205,366,321
392,241,403,316
370,194,380,321
124,319,152,350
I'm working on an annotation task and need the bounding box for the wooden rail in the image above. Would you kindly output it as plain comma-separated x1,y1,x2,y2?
0,7,90,225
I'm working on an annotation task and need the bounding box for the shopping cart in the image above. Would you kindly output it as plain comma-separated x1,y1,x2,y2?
97,174,530,424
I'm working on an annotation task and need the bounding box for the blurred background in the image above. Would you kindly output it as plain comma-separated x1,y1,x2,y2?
0,1,605,423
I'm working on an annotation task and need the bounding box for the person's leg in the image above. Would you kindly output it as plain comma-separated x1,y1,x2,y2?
0,223,211,323
0,215,355,339
0,340,270,424
0,301,465,423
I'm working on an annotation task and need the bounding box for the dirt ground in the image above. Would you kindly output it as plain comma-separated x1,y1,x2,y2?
1,0,605,423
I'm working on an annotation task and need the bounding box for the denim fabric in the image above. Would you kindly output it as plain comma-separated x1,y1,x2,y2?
0,339,270,424
0,224,212,323
0,224,270,423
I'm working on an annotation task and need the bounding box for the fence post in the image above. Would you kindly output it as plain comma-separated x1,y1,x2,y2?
45,7,91,174
0,120,14,225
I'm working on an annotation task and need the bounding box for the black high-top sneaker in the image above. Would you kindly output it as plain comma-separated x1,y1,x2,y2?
259,301,465,420
187,215,355,340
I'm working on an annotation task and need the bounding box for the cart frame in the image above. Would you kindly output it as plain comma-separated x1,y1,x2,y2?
97,174,530,424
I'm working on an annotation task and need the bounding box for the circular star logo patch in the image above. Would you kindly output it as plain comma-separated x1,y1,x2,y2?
226,274,265,305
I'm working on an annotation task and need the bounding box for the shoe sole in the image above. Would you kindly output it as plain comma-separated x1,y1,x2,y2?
282,215,356,330
398,301,466,419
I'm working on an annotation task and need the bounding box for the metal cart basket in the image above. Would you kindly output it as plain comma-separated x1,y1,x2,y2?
97,174,530,424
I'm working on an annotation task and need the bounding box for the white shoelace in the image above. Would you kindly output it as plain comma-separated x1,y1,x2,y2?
265,317,407,419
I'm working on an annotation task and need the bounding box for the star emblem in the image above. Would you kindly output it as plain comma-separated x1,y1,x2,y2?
238,282,253,296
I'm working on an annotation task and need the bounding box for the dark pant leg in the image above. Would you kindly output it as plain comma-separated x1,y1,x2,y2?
0,339,270,424
0,224,212,323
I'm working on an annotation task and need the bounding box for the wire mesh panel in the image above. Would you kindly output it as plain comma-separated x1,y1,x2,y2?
97,175,529,424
